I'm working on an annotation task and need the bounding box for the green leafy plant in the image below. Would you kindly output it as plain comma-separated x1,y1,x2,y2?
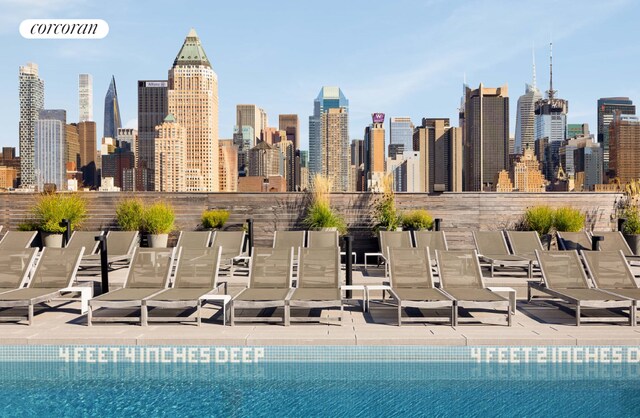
523,205,555,236
303,174,348,234
31,193,87,234
116,198,144,231
622,206,640,235
143,202,175,235
401,210,434,231
201,209,230,229
553,207,585,232
373,173,401,231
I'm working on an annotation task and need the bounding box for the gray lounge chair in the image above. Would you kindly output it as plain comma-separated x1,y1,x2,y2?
528,250,633,326
65,231,102,254
505,231,545,260
288,247,342,325
80,230,139,271
473,230,532,278
0,231,37,250
436,250,512,326
590,231,640,264
413,230,448,260
387,248,454,326
0,248,39,294
0,247,84,325
557,231,591,251
87,247,175,325
307,230,339,248
582,250,640,326
230,247,293,326
211,231,246,275
143,247,223,326
175,231,212,248
365,230,413,273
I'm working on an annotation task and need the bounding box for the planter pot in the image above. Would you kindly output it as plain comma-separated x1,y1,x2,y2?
148,234,168,248
41,232,63,248
319,227,338,232
623,234,640,255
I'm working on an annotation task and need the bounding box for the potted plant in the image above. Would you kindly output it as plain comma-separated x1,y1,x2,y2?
201,209,230,230
373,173,401,231
303,174,347,234
619,180,640,255
401,209,434,231
143,202,175,248
553,207,585,233
31,193,87,247
115,198,144,231
522,205,554,249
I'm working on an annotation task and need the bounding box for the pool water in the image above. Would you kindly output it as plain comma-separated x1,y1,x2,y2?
1,362,640,417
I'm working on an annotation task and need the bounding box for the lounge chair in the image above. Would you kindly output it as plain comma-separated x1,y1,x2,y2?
364,231,413,272
175,231,212,248
505,231,545,261
0,231,37,250
288,247,343,325
413,230,448,260
387,248,454,326
230,247,293,326
436,250,512,326
557,231,591,251
87,247,175,325
307,230,339,248
211,231,246,276
528,250,633,326
590,231,640,264
65,231,102,254
581,250,640,326
0,247,84,325
79,230,139,271
0,248,39,294
473,230,532,278
143,247,223,326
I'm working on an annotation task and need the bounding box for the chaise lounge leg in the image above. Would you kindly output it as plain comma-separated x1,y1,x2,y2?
284,303,290,326
141,303,148,326
507,305,512,327
576,303,581,327
197,302,201,326
28,303,34,326
230,301,235,326
398,304,402,327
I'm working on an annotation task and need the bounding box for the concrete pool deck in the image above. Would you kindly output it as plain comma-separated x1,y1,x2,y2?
2,265,640,347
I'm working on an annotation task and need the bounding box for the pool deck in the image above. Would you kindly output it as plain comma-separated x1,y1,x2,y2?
2,265,640,347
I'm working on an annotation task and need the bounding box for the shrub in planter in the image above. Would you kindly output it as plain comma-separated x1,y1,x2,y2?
553,207,585,232
116,198,144,231
523,205,554,236
31,193,87,247
143,203,175,248
303,201,347,234
373,173,401,231
622,206,640,235
401,210,434,231
201,209,230,230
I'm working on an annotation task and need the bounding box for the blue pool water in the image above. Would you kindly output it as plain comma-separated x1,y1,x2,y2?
1,362,640,417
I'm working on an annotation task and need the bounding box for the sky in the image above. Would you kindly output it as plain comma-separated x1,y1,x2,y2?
1,0,639,152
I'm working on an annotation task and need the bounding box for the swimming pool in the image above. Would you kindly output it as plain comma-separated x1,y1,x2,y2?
1,346,640,417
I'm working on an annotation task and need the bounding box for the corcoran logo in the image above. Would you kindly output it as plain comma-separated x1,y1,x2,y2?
20,19,109,39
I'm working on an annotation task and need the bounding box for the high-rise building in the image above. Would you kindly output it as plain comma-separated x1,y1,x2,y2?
236,105,265,146
567,123,590,139
0,148,20,188
218,139,238,192
233,125,254,177
168,28,219,192
309,87,349,191
275,139,295,191
515,54,542,154
388,151,421,192
279,114,299,150
34,109,66,191
138,80,168,190
78,74,93,122
350,139,365,191
103,75,122,139
248,141,281,177
260,127,278,145
559,132,597,186
389,117,414,157
461,84,509,191
574,145,603,191
364,113,386,191
534,44,568,182
510,148,546,192
117,128,138,165
19,62,45,188
597,97,635,172
77,121,97,187
154,114,186,192
609,112,640,185
413,118,462,192
299,150,309,191
65,124,80,169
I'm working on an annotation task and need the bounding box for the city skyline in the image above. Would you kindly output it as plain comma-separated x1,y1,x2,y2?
1,0,639,152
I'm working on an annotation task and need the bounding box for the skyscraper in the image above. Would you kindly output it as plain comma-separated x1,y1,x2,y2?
515,52,542,154
364,113,386,191
78,74,93,122
413,118,463,192
248,141,281,177
167,28,219,192
218,139,238,192
237,105,265,146
534,43,568,182
609,112,640,185
308,86,349,191
233,125,254,176
597,97,635,172
389,117,414,157
19,62,45,187
103,75,122,139
275,139,295,191
138,80,168,190
34,109,66,191
154,114,186,192
279,114,299,149
462,84,509,191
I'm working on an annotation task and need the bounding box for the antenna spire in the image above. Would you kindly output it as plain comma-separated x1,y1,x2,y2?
532,45,537,89
547,42,556,99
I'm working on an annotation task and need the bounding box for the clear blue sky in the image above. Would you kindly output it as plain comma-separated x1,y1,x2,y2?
0,0,638,152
